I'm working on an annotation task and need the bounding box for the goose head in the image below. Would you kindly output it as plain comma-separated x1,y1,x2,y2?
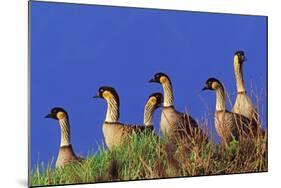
234,50,246,65
149,72,171,85
202,77,223,91
45,107,68,120
93,86,120,104
147,92,163,109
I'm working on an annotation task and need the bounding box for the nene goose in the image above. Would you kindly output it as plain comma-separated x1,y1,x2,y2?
232,50,258,122
202,78,260,145
93,86,155,150
45,107,84,168
149,72,206,142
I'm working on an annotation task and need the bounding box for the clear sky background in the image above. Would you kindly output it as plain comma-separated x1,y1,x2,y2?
30,1,267,168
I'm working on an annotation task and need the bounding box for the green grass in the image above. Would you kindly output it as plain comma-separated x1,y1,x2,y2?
30,130,267,187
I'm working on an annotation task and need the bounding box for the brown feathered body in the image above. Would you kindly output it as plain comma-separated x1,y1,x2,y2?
103,122,153,150
232,93,258,122
161,107,201,140
56,145,83,168
215,110,259,145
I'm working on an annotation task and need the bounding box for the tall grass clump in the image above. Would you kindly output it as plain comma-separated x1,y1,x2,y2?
30,126,267,187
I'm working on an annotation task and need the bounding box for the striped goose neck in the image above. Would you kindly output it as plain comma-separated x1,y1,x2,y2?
162,81,174,107
105,97,119,123
215,86,226,111
143,102,156,126
58,117,71,147
234,62,246,93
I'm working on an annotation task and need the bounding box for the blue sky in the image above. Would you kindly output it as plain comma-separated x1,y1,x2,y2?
30,1,267,168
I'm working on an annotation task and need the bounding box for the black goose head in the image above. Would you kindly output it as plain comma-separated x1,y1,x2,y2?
45,107,68,120
234,50,246,64
149,72,171,85
202,77,223,91
147,92,163,109
93,86,120,105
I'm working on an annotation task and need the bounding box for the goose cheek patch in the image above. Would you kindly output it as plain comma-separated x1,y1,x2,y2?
150,97,157,105
103,91,112,100
160,77,167,84
212,82,219,89
57,112,65,119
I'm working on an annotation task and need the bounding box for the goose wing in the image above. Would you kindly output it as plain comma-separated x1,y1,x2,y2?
122,123,154,133
221,111,260,140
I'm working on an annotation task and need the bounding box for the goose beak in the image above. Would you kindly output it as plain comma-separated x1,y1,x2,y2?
149,78,156,83
45,113,52,118
202,86,208,91
93,93,101,98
